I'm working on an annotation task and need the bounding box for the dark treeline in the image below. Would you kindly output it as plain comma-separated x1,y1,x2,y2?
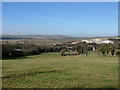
2,41,120,59
2,43,61,59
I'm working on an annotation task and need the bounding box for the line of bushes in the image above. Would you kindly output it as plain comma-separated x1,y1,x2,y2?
2,43,120,59
2,43,62,59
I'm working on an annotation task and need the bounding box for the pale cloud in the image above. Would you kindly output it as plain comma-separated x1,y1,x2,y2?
13,10,81,26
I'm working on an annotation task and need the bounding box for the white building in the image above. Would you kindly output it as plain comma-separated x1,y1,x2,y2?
82,38,114,44
101,40,114,44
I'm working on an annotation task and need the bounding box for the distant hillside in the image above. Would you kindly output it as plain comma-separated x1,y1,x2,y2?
1,35,119,41
1,35,77,40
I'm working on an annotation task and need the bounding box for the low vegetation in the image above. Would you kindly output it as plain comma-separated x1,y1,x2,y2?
2,42,119,59
2,53,118,88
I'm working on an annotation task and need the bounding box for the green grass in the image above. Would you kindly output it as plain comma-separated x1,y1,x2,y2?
2,53,118,88
65,52,78,54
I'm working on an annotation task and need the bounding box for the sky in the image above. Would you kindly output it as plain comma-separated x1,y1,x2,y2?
2,2,118,37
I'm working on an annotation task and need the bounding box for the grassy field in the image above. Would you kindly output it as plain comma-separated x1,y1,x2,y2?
2,53,118,88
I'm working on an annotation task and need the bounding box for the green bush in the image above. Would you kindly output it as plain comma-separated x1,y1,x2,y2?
60,49,66,56
115,51,120,56
2,44,15,59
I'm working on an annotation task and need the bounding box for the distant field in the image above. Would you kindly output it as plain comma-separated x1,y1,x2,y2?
2,53,118,88
2,35,119,45
2,39,81,45
1,36,83,45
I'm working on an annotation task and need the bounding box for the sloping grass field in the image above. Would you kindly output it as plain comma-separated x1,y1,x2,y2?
2,53,118,88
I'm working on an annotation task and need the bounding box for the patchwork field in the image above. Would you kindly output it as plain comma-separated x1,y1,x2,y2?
2,53,118,88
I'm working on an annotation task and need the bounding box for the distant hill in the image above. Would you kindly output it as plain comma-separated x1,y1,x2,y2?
1,35,77,40
1,35,119,41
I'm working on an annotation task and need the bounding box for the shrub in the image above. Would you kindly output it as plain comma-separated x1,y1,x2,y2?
115,51,120,56
76,46,82,55
32,50,39,55
11,51,24,57
111,49,115,56
2,44,15,59
60,49,66,56
98,44,115,56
